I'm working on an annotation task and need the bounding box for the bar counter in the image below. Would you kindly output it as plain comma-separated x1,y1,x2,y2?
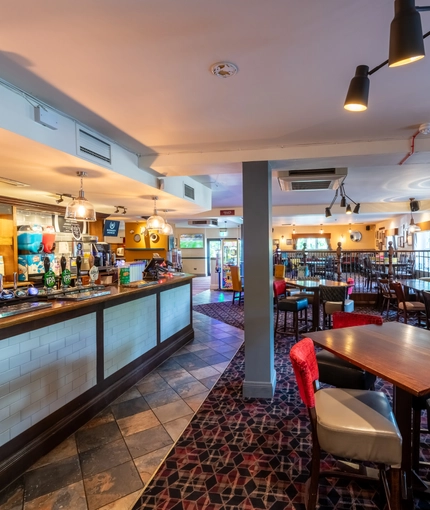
0,273,195,489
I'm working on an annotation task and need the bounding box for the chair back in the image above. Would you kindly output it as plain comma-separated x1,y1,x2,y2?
332,311,383,329
319,285,348,303
377,278,394,297
229,266,242,292
290,338,319,408
421,291,430,319
390,281,406,306
273,280,286,303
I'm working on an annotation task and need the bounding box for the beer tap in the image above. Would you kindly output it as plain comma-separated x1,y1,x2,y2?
60,255,71,290
76,255,82,287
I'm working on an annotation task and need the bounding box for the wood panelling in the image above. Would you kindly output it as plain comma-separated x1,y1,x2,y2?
0,206,17,280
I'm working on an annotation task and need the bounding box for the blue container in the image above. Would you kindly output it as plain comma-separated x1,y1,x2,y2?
18,232,43,253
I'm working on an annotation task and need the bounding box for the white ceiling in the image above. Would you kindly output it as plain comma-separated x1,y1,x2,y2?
1,0,430,227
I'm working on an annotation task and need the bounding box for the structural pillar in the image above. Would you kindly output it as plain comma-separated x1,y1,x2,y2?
242,161,276,398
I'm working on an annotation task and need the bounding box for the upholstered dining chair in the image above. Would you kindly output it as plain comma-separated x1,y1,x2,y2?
316,311,382,390
290,338,402,510
319,285,354,329
390,281,425,325
229,265,244,305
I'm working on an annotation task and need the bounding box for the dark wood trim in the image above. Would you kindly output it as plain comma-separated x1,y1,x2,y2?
96,310,104,384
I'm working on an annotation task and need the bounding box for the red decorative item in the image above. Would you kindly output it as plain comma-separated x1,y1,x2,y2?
289,337,319,408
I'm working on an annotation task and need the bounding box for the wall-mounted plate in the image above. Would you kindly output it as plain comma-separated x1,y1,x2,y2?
134,234,141,242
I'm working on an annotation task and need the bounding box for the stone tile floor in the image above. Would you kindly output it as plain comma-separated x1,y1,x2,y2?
0,278,241,510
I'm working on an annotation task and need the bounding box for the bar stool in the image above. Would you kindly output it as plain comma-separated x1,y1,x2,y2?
275,296,308,342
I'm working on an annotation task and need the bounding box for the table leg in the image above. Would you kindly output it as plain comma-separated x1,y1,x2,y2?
394,386,414,508
311,288,321,331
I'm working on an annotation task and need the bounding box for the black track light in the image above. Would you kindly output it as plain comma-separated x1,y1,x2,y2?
353,203,361,214
344,65,370,112
114,206,120,213
346,204,352,214
340,196,347,208
122,208,127,214
325,207,332,218
56,194,64,204
389,0,425,67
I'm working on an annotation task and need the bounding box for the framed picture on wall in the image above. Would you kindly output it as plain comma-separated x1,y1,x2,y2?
398,236,404,248
407,234,413,246
286,239,293,246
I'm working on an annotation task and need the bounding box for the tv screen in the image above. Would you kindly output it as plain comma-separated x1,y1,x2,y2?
180,233,204,249
103,220,120,237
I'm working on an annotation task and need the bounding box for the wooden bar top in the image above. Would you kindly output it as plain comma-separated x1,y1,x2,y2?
0,273,194,332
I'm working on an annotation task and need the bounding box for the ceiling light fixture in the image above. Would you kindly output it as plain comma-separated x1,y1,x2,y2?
146,197,165,231
114,206,120,213
161,210,173,235
65,171,96,221
409,197,421,232
56,194,64,204
122,207,127,215
344,1,430,112
324,183,360,217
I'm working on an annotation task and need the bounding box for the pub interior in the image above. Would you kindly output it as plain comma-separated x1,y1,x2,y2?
2,1,430,509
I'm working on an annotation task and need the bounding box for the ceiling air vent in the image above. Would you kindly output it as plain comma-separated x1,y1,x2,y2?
76,127,112,166
184,183,195,200
188,219,218,227
277,168,347,191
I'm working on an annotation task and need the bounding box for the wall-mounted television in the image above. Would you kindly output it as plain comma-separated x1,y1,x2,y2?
179,233,204,249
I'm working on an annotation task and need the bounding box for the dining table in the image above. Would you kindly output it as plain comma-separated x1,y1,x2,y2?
284,278,351,331
306,321,430,509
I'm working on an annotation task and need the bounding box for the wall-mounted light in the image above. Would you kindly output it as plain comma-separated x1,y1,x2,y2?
292,224,296,234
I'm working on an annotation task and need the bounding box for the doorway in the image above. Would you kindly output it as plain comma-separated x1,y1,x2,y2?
207,239,221,276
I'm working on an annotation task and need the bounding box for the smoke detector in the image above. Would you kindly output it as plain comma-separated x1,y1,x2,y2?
210,62,238,78
419,123,430,135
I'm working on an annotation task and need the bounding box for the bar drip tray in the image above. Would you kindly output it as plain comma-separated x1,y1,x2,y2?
0,301,53,318
52,290,111,301
122,281,159,288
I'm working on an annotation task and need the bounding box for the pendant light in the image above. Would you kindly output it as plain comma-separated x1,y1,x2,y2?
319,225,324,234
146,197,165,231
65,171,96,221
344,65,370,112
161,210,173,235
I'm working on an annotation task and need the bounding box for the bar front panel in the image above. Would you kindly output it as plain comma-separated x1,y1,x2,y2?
160,283,191,342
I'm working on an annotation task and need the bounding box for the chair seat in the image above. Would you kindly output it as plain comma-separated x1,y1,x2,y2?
295,291,314,304
315,388,402,467
278,296,308,312
316,350,376,390
398,301,425,311
324,299,354,315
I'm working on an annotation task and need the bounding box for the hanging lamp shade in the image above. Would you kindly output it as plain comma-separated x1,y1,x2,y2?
346,204,352,214
344,65,370,112
65,172,96,221
146,197,165,231
389,0,425,67
162,222,173,235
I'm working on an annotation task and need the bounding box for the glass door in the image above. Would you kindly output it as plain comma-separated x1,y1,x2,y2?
221,239,239,289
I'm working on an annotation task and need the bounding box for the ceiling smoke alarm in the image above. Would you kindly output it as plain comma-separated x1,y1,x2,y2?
210,62,238,78
419,123,430,135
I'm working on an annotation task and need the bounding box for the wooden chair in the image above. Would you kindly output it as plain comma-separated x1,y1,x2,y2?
390,281,425,325
229,265,243,305
290,338,402,510
376,278,397,318
316,311,381,390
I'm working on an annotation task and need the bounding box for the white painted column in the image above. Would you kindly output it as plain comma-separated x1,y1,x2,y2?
242,161,276,398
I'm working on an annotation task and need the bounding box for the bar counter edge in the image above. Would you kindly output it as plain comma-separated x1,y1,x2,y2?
0,274,195,491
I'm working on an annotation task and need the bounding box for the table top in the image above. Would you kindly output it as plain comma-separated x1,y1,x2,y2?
400,279,430,292
307,322,430,397
285,278,350,289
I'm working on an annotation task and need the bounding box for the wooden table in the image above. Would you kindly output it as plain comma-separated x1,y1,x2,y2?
307,322,430,508
401,279,430,293
284,278,351,331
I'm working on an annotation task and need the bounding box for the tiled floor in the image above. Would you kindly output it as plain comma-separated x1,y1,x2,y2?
0,278,241,510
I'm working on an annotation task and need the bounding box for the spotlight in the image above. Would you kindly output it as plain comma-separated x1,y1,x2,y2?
325,207,332,218
389,0,425,68
122,207,127,214
344,65,370,112
114,206,120,213
353,203,361,214
346,204,352,214
56,194,64,204
340,196,346,208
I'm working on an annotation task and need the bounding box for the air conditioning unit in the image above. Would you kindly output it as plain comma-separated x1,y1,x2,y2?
277,168,347,191
188,219,218,226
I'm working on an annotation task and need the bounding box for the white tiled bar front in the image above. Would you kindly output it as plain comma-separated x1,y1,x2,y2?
0,275,194,490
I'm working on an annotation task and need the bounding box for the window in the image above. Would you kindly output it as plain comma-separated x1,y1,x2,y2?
296,238,329,250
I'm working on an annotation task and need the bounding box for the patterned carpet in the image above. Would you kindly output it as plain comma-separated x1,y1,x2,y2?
133,306,430,510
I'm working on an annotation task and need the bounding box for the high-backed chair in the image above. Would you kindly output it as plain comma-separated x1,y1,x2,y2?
422,290,430,330
229,265,244,305
316,311,381,390
319,285,354,329
290,338,402,510
390,281,425,325
377,278,397,318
